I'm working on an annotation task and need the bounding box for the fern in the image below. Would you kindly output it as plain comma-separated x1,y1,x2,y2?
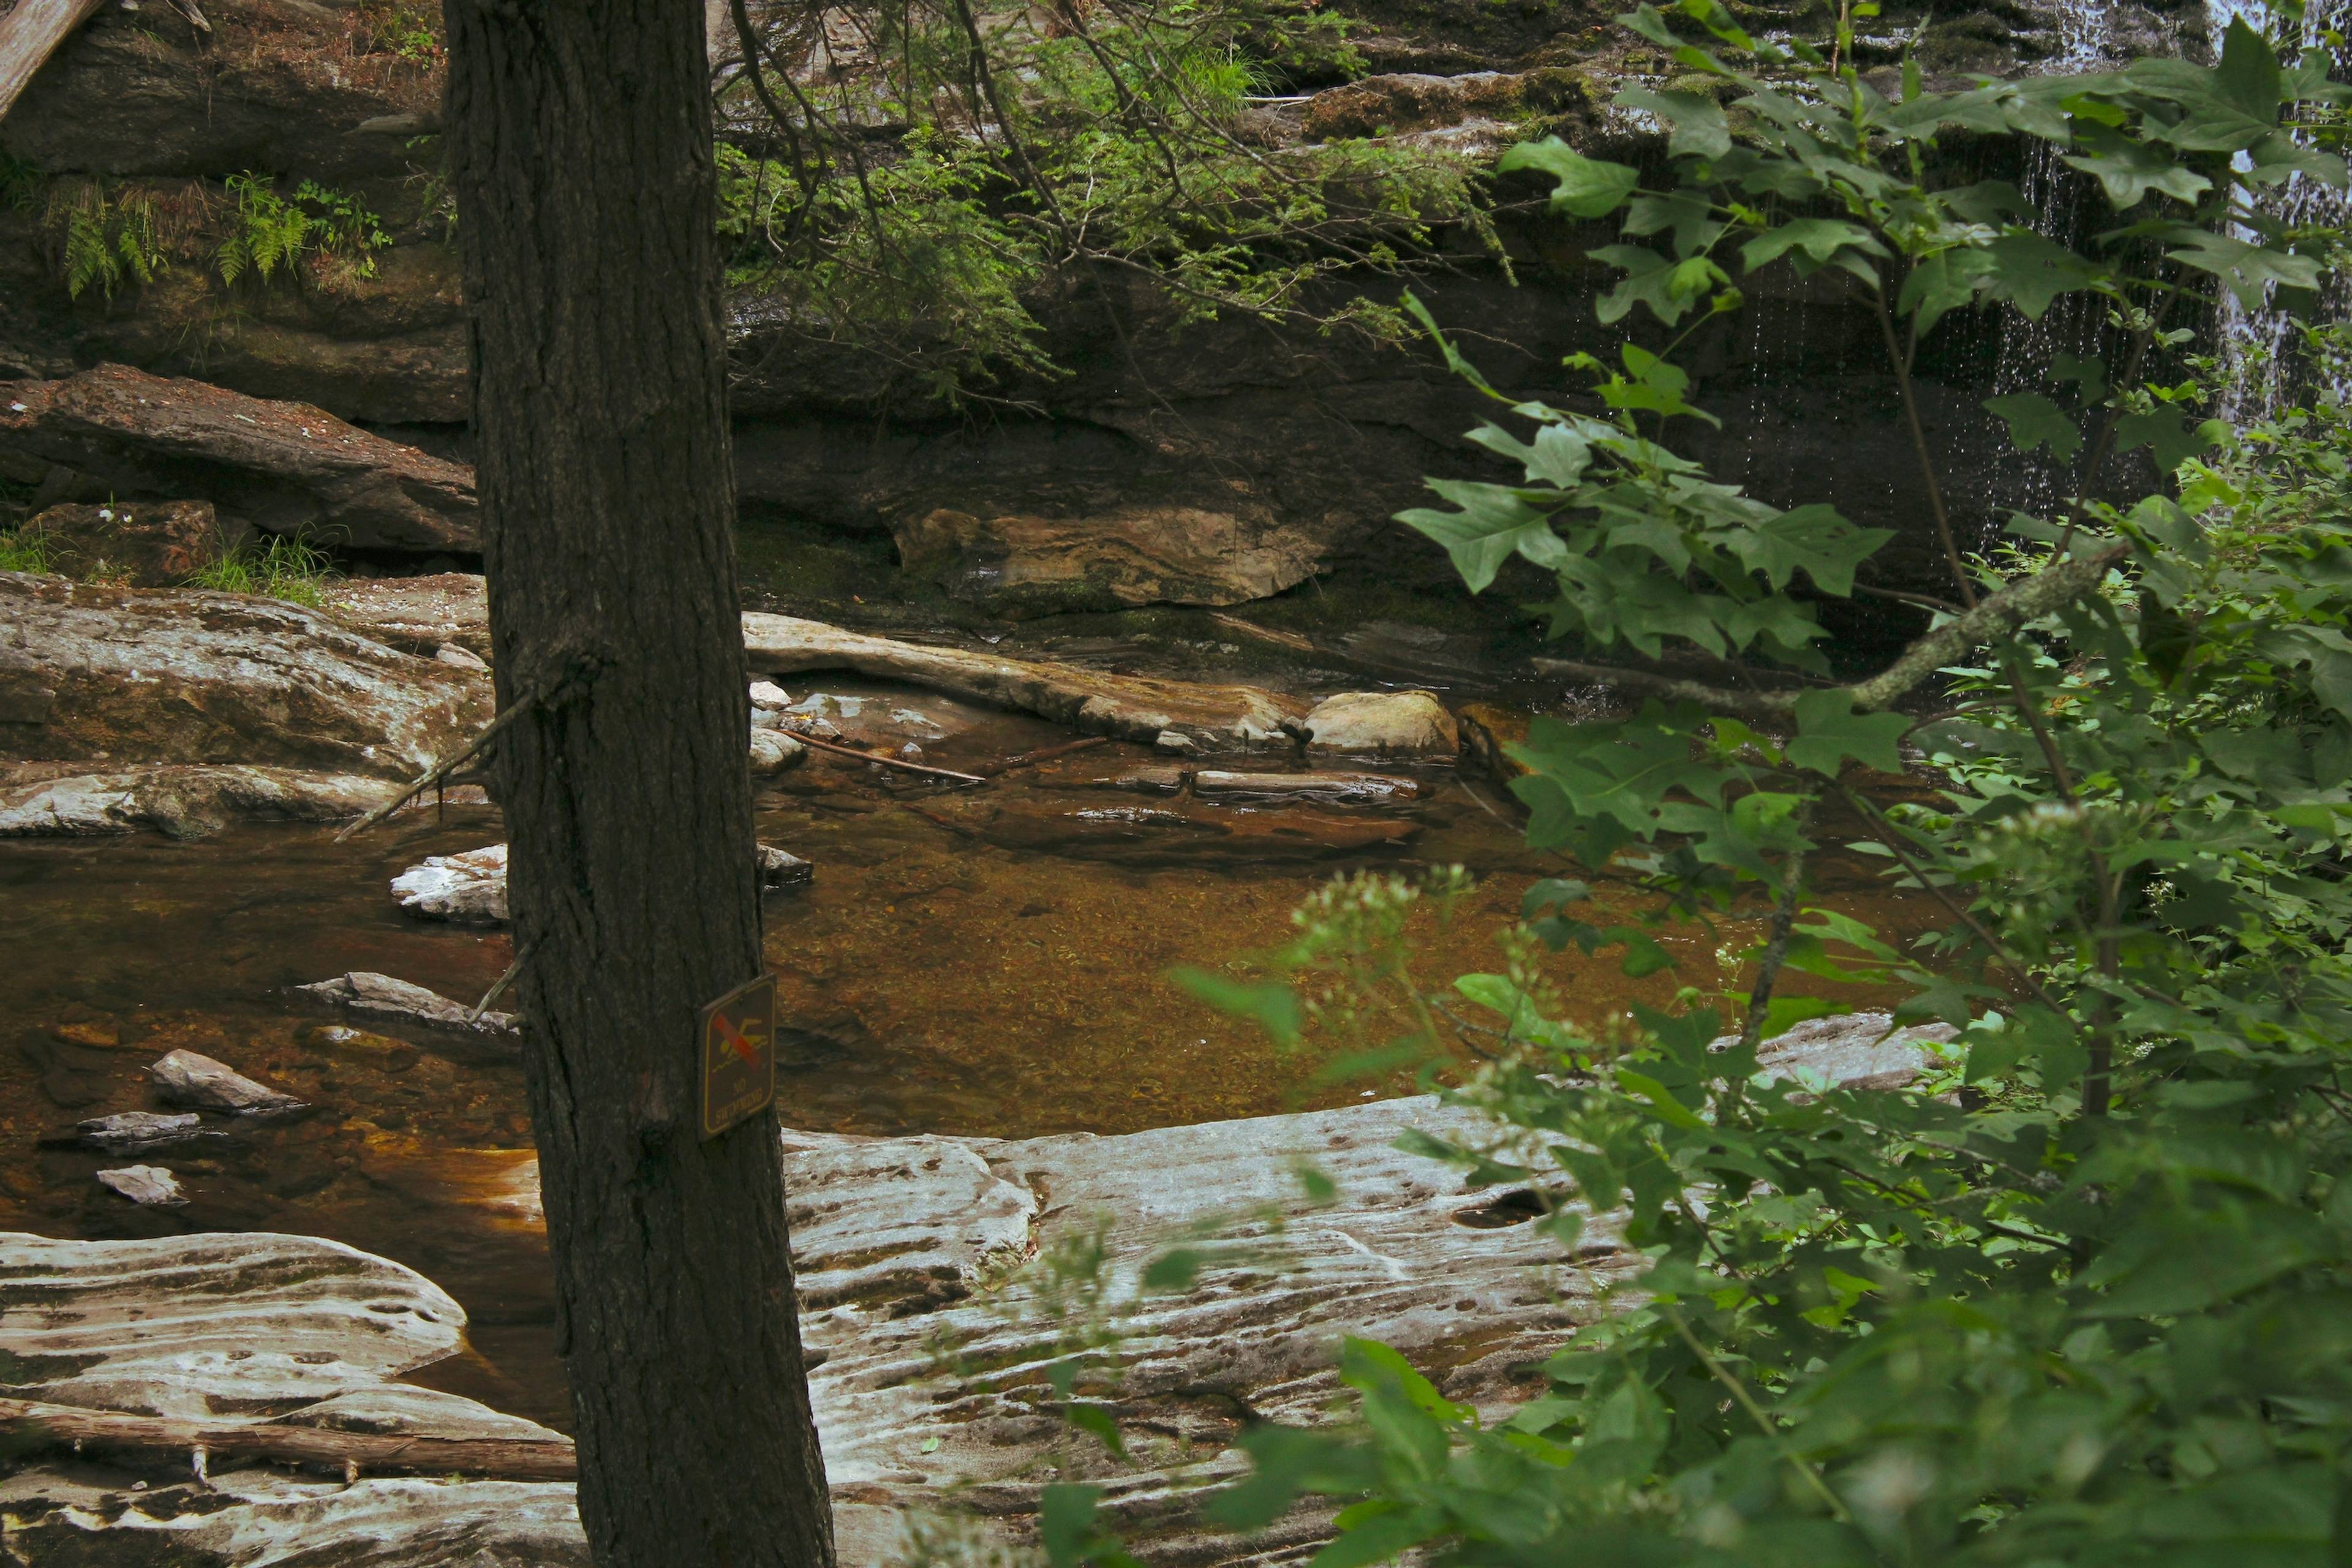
214,172,312,286
45,181,165,300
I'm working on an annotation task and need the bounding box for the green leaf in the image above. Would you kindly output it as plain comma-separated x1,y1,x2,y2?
1396,479,1566,594
1786,688,1913,777
1740,217,1886,277
1985,392,2083,461
2061,124,2214,208
2114,408,2223,475
1616,1068,1709,1129
1983,231,2108,319
1615,85,1731,159
1498,138,1640,217
2162,227,2323,311
1173,970,1302,1041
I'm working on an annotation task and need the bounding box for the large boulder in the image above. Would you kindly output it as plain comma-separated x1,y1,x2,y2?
1300,688,1461,758
0,764,386,837
22,499,236,586
0,364,477,554
0,571,492,777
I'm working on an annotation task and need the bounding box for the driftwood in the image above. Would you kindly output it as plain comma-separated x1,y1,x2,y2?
1096,766,1423,804
976,734,1111,777
790,730,986,784
0,1396,579,1482
743,612,1306,748
0,0,107,123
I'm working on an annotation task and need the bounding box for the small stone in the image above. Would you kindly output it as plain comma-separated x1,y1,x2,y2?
434,644,489,672
96,1166,186,1205
748,680,791,709
1155,729,1200,754
897,742,925,762
748,729,807,776
51,1019,120,1049
149,1049,305,1115
77,1112,206,1154
756,844,814,889
1301,690,1461,759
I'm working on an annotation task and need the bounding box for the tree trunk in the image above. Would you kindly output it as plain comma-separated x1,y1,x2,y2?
439,2,835,1564
0,0,109,124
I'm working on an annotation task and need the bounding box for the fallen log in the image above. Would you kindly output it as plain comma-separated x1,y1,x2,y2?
0,1395,579,1482
743,612,1306,751
0,0,108,124
1094,766,1423,804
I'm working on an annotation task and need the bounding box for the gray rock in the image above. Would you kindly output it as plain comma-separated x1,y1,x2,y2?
0,765,386,839
748,726,807,775
749,679,792,709
293,971,521,1038
0,572,491,778
0,364,476,553
94,1164,186,1205
1300,690,1461,759
756,844,814,889
148,1049,305,1115
434,643,489,672
77,1110,208,1153
388,842,509,925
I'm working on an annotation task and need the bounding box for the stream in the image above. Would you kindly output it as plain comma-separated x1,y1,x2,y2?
0,669,1929,1436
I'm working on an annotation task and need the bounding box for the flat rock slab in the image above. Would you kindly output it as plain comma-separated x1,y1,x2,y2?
0,573,492,778
95,1165,187,1205
76,1112,209,1154
321,572,494,658
3,1014,1950,1565
1098,766,1425,804
892,505,1326,616
0,364,477,554
0,764,386,838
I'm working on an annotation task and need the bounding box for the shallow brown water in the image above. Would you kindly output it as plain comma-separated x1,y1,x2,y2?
0,676,1929,1431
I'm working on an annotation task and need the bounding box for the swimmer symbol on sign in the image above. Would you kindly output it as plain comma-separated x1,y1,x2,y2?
699,973,778,1139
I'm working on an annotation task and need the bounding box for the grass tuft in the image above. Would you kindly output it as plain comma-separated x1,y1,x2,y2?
185,532,341,605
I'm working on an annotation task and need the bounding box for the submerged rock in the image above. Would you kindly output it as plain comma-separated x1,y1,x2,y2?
0,364,477,554
149,1049,306,1115
0,764,385,838
95,1164,187,1205
295,971,520,1038
75,1111,209,1154
1300,689,1461,759
1097,765,1425,804
757,844,815,888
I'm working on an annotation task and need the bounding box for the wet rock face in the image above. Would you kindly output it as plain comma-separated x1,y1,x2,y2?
0,764,386,838
892,505,1330,615
0,571,492,777
0,364,477,554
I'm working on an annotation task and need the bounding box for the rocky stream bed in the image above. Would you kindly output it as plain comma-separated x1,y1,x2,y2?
0,556,1941,1564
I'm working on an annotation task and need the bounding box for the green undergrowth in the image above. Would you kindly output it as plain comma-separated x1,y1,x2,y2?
184,533,342,605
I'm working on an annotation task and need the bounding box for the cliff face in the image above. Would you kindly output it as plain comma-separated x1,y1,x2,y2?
0,0,2213,614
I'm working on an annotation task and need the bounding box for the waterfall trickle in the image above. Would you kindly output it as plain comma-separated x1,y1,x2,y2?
2211,0,2352,420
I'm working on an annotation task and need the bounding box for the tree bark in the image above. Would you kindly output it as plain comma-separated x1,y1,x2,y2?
440,2,835,1564
0,0,107,125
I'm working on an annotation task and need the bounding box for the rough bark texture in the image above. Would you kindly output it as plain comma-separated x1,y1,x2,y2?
442,0,834,1563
